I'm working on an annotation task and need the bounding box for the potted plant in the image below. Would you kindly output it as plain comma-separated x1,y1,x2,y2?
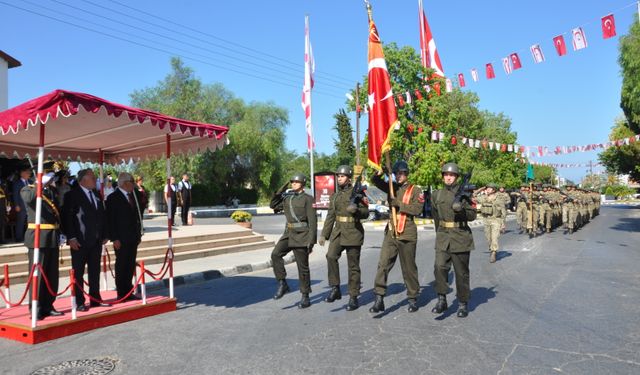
230,210,252,229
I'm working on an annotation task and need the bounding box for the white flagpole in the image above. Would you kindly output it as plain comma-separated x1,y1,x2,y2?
304,15,315,195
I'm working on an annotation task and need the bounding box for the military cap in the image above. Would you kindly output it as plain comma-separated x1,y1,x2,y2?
441,162,459,175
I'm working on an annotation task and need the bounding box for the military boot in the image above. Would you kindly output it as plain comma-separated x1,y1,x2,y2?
457,302,469,318
273,280,290,300
407,298,418,313
298,293,311,309
369,295,385,313
324,286,342,303
490,251,497,263
346,296,359,311
431,294,448,314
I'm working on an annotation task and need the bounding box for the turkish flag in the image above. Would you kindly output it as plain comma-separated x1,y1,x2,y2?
419,0,445,78
601,14,616,39
458,73,466,87
366,7,399,171
485,63,495,79
572,27,588,50
510,53,522,70
553,35,567,56
396,94,405,107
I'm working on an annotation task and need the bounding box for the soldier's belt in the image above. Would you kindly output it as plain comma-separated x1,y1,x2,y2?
336,216,359,223
287,222,308,229
28,223,59,230
439,221,467,228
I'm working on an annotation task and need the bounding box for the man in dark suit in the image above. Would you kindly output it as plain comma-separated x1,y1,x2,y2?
12,166,31,242
177,173,192,225
106,172,143,302
22,169,63,320
62,169,110,311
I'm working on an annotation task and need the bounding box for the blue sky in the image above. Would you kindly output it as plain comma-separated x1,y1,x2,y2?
1,0,637,182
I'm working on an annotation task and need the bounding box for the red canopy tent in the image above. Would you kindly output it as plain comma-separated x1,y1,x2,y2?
0,89,229,327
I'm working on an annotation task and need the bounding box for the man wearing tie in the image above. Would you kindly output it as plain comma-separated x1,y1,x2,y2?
106,172,143,302
12,166,32,242
62,169,110,310
178,173,192,226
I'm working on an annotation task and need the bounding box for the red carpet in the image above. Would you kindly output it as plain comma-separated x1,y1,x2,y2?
0,290,176,344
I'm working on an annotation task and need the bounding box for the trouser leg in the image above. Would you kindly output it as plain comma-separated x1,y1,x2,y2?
292,247,311,294
326,241,343,287
87,243,102,301
397,240,419,299
71,248,88,305
345,247,361,297
270,237,290,281
434,249,452,296
373,234,398,296
490,219,500,251
451,252,471,303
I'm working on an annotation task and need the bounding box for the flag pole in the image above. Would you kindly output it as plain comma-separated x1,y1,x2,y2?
384,152,398,236
304,14,315,196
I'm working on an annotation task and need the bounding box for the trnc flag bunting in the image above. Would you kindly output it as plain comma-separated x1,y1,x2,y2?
302,15,315,151
502,57,512,75
601,14,616,39
366,3,399,171
530,44,545,63
418,0,445,78
510,53,522,70
458,73,466,87
553,35,567,56
471,68,479,82
445,78,453,92
572,27,588,50
485,63,496,79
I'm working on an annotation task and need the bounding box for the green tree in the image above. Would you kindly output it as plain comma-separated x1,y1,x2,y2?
599,116,640,182
620,17,640,134
129,57,288,203
349,43,526,188
332,109,355,167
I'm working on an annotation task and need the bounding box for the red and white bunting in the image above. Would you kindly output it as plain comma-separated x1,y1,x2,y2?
572,27,588,50
530,44,545,63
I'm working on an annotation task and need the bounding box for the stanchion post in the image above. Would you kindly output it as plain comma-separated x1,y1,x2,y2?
140,261,147,305
169,250,174,299
101,245,108,291
69,269,77,320
3,264,10,309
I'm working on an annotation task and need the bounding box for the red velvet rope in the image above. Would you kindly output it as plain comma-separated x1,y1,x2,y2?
0,265,35,307
75,272,144,305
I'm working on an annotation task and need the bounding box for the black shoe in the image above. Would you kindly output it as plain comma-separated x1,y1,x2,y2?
48,309,64,317
457,302,469,318
407,298,418,313
369,295,385,313
273,280,290,300
431,294,448,314
76,305,89,312
298,293,311,309
346,296,359,311
90,302,112,308
125,295,141,302
324,286,342,303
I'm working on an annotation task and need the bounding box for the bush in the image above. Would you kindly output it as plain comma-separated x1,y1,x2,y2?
230,210,252,222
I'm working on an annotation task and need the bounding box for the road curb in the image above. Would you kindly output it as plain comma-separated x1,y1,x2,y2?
146,253,295,291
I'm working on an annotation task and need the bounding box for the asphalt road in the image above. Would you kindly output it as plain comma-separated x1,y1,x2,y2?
1,206,639,374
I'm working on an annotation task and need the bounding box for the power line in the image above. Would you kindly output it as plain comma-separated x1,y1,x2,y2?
46,0,353,92
100,0,357,87
1,1,346,99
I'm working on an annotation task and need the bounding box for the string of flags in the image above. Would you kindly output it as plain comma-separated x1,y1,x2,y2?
528,161,602,168
424,130,640,158
355,5,634,114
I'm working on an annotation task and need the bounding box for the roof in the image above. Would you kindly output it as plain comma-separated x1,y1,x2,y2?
0,89,229,163
0,51,21,69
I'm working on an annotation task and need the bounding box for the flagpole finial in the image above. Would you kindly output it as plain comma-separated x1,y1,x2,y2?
364,0,372,18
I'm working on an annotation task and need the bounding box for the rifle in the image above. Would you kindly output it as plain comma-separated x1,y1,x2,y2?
452,168,475,211
346,175,367,214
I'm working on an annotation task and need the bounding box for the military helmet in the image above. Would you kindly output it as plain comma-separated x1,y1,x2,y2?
393,160,409,174
486,183,497,189
290,173,307,185
335,165,353,177
441,162,460,175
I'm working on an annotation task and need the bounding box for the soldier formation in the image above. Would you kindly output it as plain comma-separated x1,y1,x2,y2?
270,162,476,318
